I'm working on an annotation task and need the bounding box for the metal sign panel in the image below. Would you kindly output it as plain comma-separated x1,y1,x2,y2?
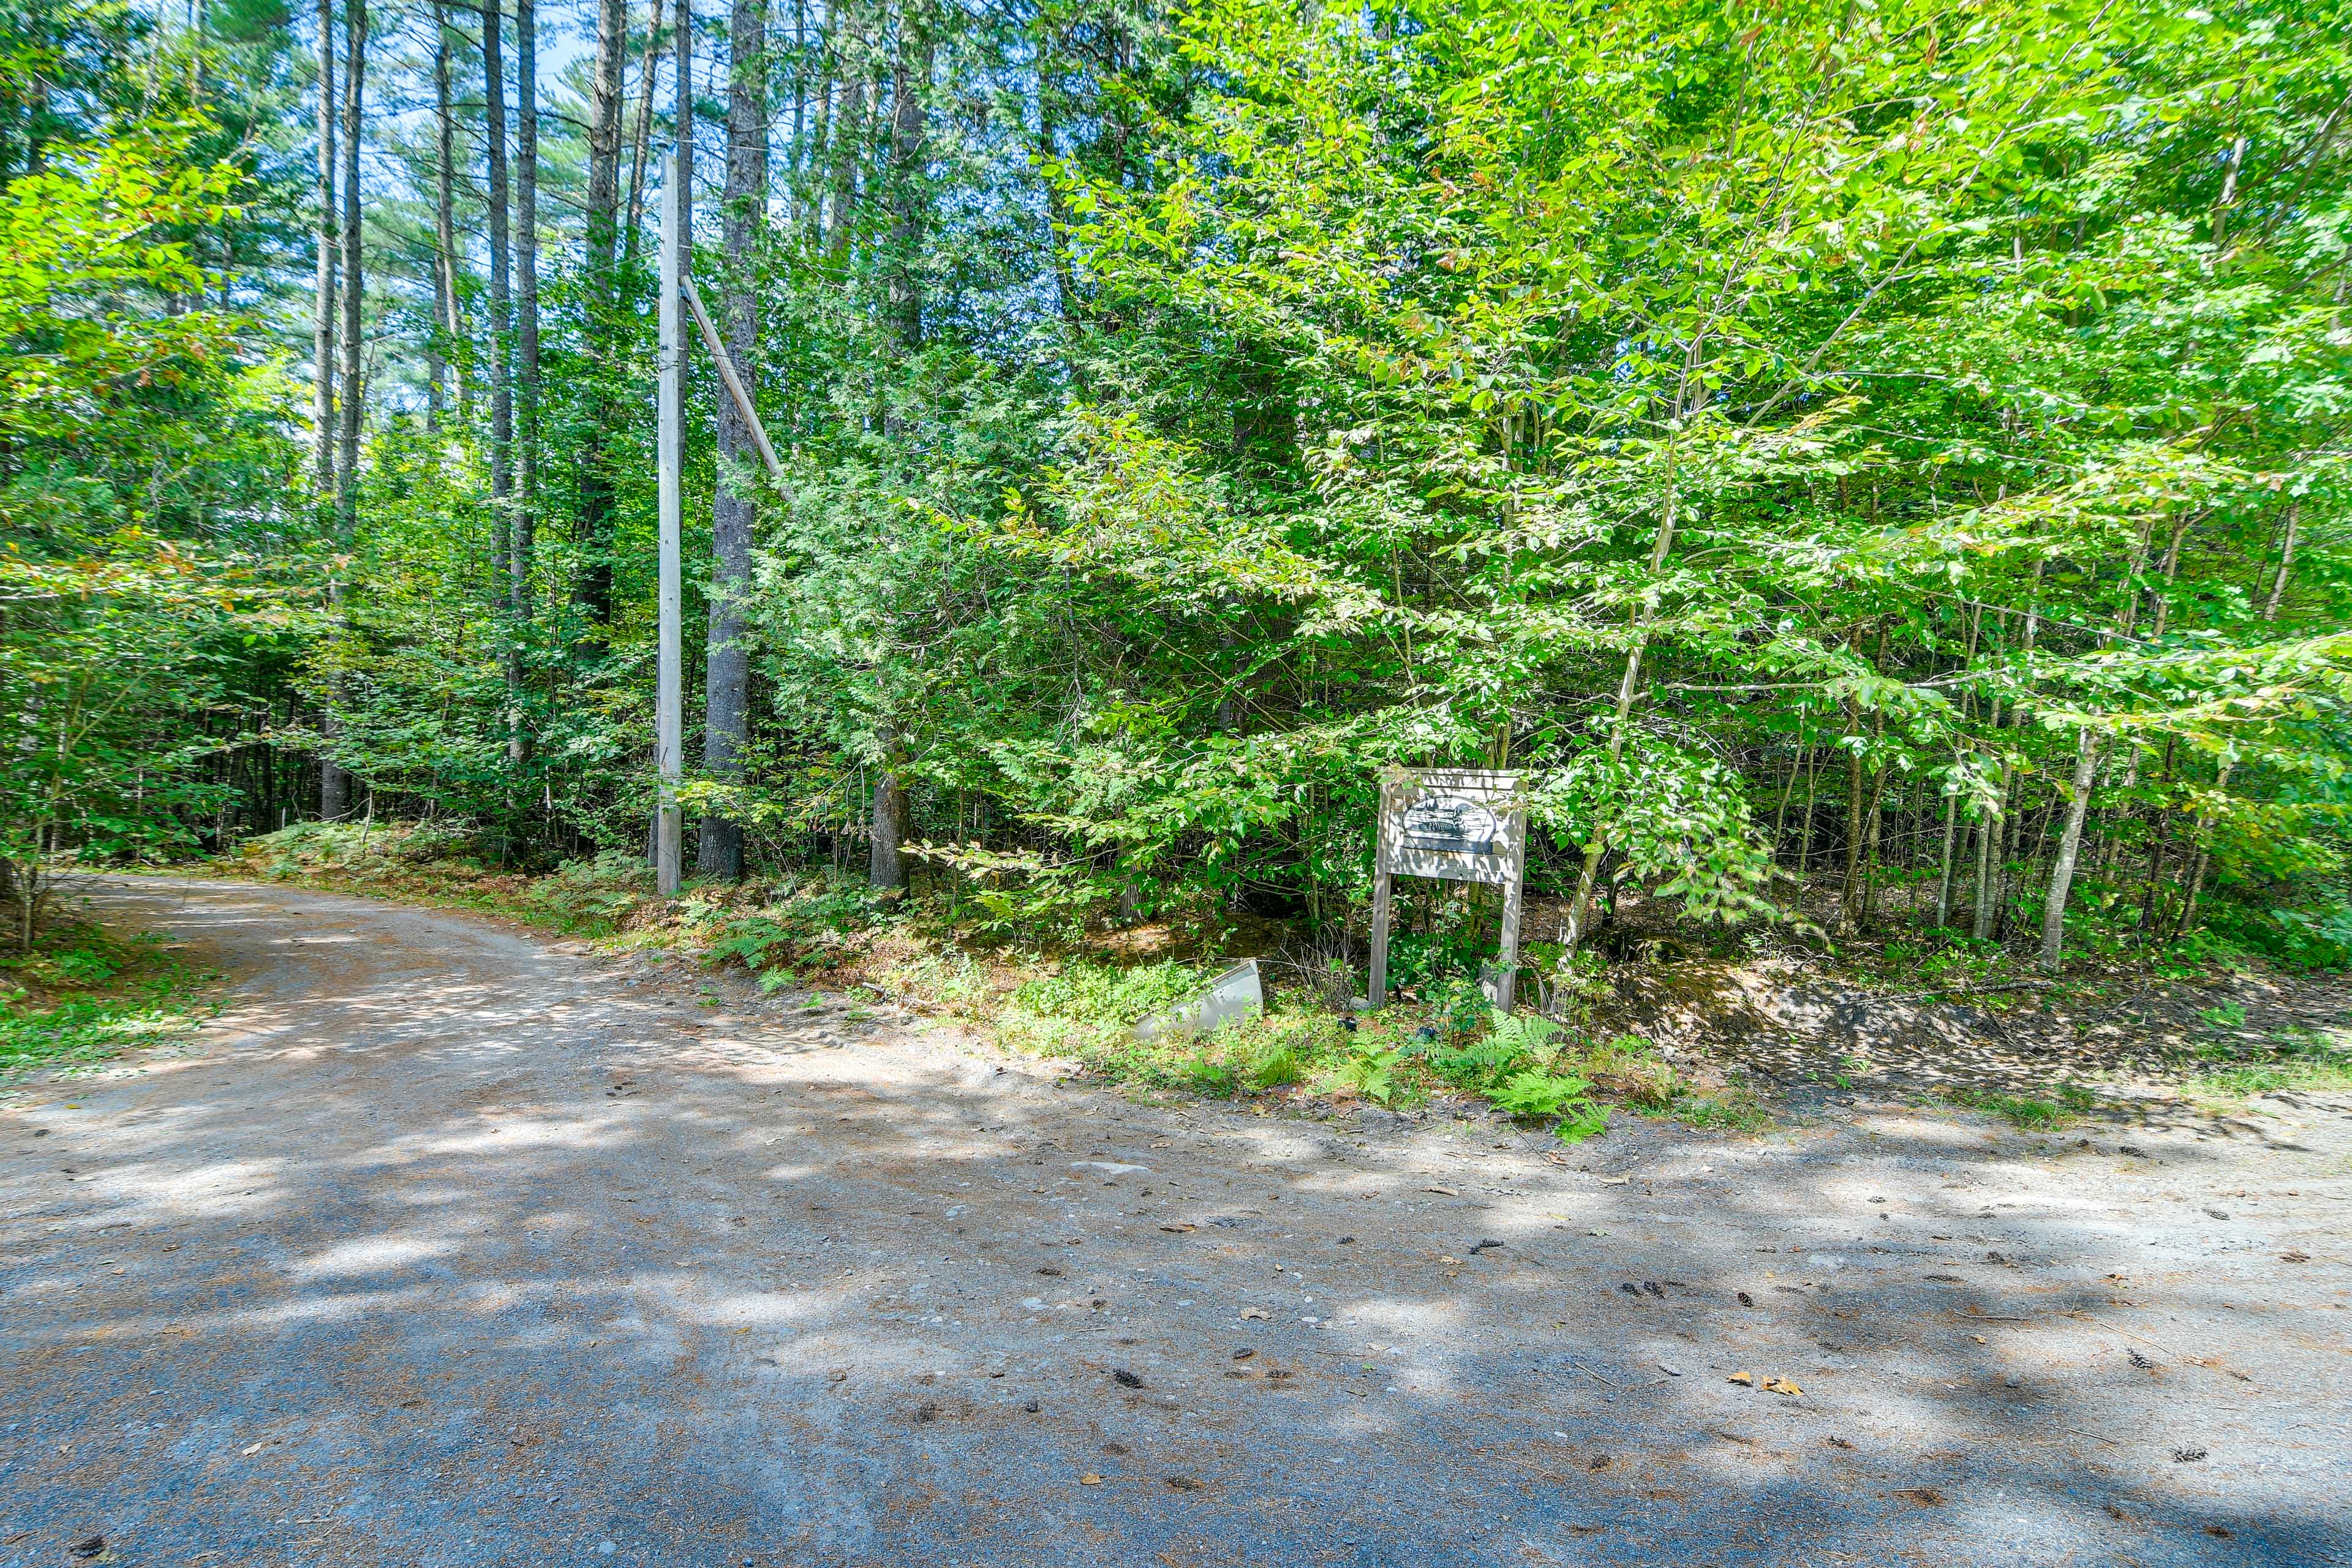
1133,959,1265,1042
1370,769,1530,1011
1379,770,1525,885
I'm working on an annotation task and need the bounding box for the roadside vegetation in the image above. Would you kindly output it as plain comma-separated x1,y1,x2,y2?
5,0,2346,1135
0,918,217,1079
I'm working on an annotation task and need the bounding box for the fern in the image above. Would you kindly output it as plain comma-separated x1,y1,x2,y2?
1490,1069,1594,1119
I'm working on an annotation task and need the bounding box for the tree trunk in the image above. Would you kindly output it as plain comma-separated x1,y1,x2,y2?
482,0,517,756
578,0,627,638
697,0,769,880
869,741,907,892
2037,727,2101,971
1564,448,1679,954
886,10,930,355
312,0,350,822
432,1,466,418
336,0,366,538
827,9,865,262
509,0,540,765
311,0,336,501
1934,786,1959,927
624,0,667,262
2262,503,2299,622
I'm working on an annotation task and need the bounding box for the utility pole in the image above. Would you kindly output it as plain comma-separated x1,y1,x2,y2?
655,149,685,895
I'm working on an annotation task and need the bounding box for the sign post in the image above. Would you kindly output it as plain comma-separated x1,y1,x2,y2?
1369,769,1528,1011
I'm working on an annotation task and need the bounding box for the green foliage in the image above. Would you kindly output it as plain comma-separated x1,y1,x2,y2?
1941,1086,2081,1131
1489,1068,1594,1120
0,921,213,1075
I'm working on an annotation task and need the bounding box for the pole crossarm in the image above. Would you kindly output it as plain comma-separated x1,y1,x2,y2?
680,272,785,481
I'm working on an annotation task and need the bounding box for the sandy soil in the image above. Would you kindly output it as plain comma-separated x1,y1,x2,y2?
1,878,2346,1567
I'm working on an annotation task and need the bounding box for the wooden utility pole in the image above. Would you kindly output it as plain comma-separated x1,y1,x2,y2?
655,149,685,895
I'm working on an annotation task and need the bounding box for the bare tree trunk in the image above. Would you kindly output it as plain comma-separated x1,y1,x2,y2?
2038,727,2101,971
869,733,907,893
827,7,864,262
697,0,769,880
623,0,667,262
312,0,349,822
432,1,467,418
336,0,366,538
482,0,516,755
886,5,929,361
510,0,540,766
2263,502,2299,622
576,0,627,637
311,0,336,500
1934,787,1959,926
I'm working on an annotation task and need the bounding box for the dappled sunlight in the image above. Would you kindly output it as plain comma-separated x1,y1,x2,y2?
3,881,2344,1564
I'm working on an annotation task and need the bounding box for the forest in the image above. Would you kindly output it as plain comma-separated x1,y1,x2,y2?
4,0,2348,1001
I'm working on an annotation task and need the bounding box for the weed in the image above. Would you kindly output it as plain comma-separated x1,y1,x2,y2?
1248,1044,1305,1089
2184,1032,2352,1109
1,924,215,1076
1942,1085,2074,1130
2196,1001,2248,1031
1672,1090,1773,1133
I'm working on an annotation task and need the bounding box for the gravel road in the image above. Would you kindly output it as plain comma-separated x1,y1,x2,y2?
2,879,2346,1566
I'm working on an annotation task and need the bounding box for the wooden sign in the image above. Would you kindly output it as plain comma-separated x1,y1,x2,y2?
1370,769,1528,1011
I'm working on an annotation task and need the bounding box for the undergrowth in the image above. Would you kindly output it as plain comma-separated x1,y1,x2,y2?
1,921,216,1077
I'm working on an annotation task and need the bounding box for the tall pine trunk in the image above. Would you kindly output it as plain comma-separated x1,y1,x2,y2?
311,0,336,500
866,2,927,891
510,0,540,765
432,1,466,418
336,0,365,539
312,0,350,822
624,0,668,262
577,0,627,636
697,0,770,880
482,0,518,759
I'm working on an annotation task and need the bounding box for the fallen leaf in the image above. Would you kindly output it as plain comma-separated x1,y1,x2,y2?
1599,1176,1630,1186
1159,1223,1196,1234
1728,1371,1755,1387
1079,1473,1103,1486
1761,1377,1803,1396
1425,1186,1458,1197
1239,1307,1272,1321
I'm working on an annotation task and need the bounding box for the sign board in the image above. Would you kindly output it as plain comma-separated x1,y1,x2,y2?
1381,770,1524,884
1370,769,1528,1011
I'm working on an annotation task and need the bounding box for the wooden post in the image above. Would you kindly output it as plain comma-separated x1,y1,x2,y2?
1368,775,1395,1007
1495,812,1527,1012
654,149,684,895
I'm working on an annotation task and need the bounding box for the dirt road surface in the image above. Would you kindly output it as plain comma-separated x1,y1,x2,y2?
3,880,2346,1566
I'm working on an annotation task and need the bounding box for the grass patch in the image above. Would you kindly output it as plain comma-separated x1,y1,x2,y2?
1,921,216,1077
2182,1030,2352,1110
1940,1083,2098,1130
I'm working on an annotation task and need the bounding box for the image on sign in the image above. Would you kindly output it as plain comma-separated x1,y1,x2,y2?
1401,797,1501,855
